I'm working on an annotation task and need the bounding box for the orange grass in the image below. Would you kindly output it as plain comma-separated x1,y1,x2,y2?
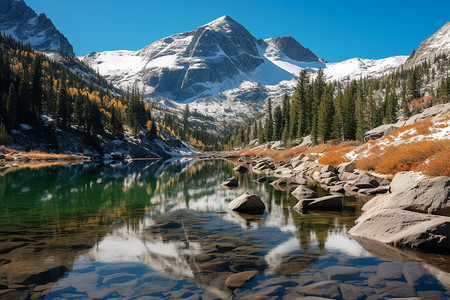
232,146,307,163
318,141,362,166
355,139,450,176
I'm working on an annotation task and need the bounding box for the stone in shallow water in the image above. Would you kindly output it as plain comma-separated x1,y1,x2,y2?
418,290,447,300
227,192,265,214
339,283,366,299
376,280,417,298
297,280,341,298
402,263,436,287
376,262,405,280
224,270,258,289
322,266,361,281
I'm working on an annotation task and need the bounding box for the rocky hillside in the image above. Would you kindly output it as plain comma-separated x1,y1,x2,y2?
0,0,74,56
404,21,450,69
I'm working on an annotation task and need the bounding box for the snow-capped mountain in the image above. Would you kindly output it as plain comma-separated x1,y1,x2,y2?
81,16,325,102
81,15,408,114
0,0,74,56
404,21,450,69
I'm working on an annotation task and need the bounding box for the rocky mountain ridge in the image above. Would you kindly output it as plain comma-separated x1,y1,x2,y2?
0,0,74,56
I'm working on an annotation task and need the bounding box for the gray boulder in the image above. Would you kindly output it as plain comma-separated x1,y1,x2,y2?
368,176,449,216
354,173,380,189
321,164,336,173
270,177,298,191
364,124,399,141
294,195,342,211
339,171,358,181
358,186,390,195
337,161,356,174
290,154,305,168
233,164,249,173
329,183,346,194
348,208,450,250
291,186,318,200
320,171,338,179
222,177,238,188
227,192,265,214
389,171,422,193
299,135,313,147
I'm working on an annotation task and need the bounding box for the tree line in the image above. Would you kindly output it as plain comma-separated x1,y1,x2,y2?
227,54,450,149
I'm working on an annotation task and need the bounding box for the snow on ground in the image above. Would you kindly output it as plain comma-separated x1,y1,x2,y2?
344,113,450,161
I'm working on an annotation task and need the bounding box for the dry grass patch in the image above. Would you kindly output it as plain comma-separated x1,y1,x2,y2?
317,141,362,166
232,146,307,163
355,139,450,176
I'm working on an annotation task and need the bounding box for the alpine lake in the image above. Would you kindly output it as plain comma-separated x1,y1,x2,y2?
1,159,449,299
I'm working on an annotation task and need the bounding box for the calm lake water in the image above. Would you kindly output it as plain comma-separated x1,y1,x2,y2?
0,159,449,299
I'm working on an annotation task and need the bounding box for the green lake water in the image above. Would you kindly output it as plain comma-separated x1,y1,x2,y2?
0,159,449,299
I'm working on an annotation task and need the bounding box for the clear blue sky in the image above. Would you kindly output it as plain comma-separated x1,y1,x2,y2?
27,0,449,62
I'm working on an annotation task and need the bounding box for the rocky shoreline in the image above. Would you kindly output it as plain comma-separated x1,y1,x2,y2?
220,153,450,252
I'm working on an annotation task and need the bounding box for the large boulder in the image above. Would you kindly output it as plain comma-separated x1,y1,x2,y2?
294,195,342,211
389,171,422,193
291,186,318,200
222,177,238,188
227,192,265,214
364,124,399,141
233,164,249,173
348,208,450,250
367,176,449,216
321,164,336,173
336,161,355,174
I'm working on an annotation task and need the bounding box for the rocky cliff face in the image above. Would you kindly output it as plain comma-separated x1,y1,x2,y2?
81,16,322,102
403,21,450,68
0,0,74,56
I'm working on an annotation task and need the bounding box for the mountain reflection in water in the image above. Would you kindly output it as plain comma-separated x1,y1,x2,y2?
0,159,448,299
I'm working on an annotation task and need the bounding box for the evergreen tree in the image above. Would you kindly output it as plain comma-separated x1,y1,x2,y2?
6,83,18,129
317,90,334,142
272,105,282,141
182,104,190,139
257,119,265,144
265,98,273,142
31,54,43,116
407,68,421,100
56,80,70,128
289,70,307,139
341,81,357,140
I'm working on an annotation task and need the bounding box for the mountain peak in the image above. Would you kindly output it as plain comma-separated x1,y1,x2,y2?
0,0,74,55
404,21,450,68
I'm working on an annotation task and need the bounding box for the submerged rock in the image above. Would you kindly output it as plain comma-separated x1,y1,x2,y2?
224,270,258,289
227,192,265,214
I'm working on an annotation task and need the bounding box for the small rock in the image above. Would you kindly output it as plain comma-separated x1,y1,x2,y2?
337,161,355,174
321,165,336,173
322,266,361,281
224,270,258,289
233,164,249,173
222,177,238,188
254,177,268,183
291,186,318,200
